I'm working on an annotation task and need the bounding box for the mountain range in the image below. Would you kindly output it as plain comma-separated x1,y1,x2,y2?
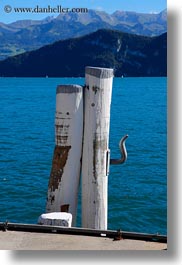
0,29,167,77
0,9,167,60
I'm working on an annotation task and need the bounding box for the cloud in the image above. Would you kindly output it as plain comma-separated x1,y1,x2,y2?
95,6,104,11
149,11,159,14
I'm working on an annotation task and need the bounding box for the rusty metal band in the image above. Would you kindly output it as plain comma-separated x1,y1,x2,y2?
85,66,114,78
56,85,82,94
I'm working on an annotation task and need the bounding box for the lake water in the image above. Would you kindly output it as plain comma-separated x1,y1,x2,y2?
0,77,167,235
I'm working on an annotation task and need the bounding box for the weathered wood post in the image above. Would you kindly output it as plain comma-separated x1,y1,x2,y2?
46,85,83,226
82,67,114,230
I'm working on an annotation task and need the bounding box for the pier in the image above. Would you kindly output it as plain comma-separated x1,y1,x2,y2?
0,66,167,250
0,222,167,250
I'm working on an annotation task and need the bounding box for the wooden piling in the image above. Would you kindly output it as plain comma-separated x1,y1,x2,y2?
82,67,114,230
46,85,83,226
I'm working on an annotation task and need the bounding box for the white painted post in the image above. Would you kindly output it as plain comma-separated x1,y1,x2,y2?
82,67,114,230
46,85,83,226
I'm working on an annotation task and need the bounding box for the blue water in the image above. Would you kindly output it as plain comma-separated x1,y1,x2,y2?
0,77,167,235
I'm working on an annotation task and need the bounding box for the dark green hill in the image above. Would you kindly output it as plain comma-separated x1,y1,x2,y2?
0,29,167,77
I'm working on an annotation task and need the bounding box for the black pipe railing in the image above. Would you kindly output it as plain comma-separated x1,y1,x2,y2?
0,222,167,243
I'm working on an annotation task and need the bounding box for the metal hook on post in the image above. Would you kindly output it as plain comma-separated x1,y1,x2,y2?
110,134,128,165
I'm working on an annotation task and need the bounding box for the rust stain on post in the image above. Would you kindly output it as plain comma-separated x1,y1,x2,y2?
48,145,71,191
93,136,107,179
61,204,70,212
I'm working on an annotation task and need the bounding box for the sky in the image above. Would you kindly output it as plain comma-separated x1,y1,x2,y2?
0,0,167,24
